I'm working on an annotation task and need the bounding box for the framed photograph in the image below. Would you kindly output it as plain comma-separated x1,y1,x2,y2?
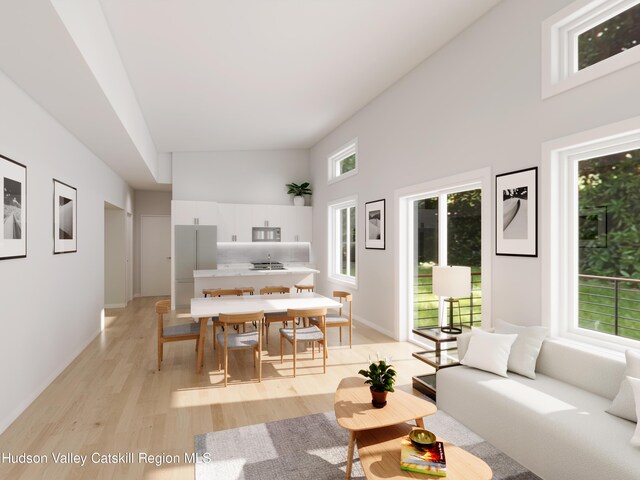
365,199,385,250
1,154,27,260
496,167,538,257
53,179,77,254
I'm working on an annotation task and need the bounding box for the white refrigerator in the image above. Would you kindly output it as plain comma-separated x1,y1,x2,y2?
175,225,217,307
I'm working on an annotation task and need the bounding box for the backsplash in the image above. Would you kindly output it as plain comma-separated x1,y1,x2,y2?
217,242,310,264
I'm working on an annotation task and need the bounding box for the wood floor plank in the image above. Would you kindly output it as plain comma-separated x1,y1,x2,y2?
0,296,433,479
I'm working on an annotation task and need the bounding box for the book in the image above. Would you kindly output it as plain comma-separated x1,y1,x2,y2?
400,436,447,476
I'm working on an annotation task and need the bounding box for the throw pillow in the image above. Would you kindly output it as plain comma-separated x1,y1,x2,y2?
494,319,548,379
628,377,640,446
607,349,640,422
456,332,473,361
460,328,517,377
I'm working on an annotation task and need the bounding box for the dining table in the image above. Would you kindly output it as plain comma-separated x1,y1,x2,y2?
190,292,343,373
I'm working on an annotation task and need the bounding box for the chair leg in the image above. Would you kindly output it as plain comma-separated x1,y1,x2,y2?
293,339,297,378
157,341,162,371
224,344,228,387
349,324,352,348
217,342,221,371
312,341,315,360
280,335,284,363
258,346,262,383
339,327,343,343
265,322,269,346
322,341,326,373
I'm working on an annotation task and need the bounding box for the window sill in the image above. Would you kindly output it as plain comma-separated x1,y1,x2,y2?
328,168,358,185
328,275,358,290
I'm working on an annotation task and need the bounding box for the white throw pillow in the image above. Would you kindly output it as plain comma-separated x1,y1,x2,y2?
460,329,517,377
456,332,473,361
494,319,548,379
628,377,640,446
607,349,640,422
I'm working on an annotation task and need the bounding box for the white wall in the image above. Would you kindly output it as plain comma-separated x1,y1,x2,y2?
309,0,640,335
0,69,133,433
172,149,309,204
133,190,172,296
104,205,126,307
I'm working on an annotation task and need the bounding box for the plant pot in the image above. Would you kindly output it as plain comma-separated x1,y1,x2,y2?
293,195,305,206
370,387,388,408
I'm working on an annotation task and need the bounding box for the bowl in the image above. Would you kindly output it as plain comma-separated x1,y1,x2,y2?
409,428,436,450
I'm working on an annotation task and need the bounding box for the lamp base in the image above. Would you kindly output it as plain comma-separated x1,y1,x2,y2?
440,297,462,334
440,326,462,334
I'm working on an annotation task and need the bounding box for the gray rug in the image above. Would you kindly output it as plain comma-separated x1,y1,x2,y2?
195,410,541,479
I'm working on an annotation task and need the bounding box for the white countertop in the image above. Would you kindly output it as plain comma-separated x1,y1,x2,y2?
194,265,319,278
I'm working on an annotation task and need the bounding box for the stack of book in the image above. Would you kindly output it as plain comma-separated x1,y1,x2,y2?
399,436,447,476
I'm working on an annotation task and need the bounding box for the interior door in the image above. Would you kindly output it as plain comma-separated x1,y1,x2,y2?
141,215,171,296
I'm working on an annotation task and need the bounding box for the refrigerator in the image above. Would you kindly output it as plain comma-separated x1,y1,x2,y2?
175,225,217,307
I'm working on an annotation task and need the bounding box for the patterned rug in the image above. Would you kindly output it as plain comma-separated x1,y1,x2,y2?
195,409,541,479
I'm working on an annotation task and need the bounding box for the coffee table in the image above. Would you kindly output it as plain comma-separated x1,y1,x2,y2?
357,422,492,479
334,377,437,479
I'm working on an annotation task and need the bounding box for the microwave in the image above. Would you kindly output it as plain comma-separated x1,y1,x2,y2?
252,227,281,242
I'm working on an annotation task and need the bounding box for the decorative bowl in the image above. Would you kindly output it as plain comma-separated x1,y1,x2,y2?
409,428,436,450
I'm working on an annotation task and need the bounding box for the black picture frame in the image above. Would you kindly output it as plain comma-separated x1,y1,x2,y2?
496,167,538,257
365,199,385,250
1,154,27,260
53,179,77,254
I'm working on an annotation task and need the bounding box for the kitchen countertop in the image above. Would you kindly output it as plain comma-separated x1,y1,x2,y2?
194,265,319,278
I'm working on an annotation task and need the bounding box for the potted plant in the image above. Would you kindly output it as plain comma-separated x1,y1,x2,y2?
358,358,397,408
286,182,312,206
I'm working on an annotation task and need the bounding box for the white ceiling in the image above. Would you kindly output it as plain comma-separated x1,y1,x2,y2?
0,0,500,188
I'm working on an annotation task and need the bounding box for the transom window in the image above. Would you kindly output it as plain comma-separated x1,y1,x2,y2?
542,0,640,98
328,197,357,286
328,139,357,183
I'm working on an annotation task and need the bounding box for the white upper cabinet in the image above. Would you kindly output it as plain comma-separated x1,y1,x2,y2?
281,206,312,242
172,200,219,226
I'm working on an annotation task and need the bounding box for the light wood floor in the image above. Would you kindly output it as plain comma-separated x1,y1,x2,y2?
0,297,434,479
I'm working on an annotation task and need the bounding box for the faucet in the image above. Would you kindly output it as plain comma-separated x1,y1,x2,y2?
267,253,271,270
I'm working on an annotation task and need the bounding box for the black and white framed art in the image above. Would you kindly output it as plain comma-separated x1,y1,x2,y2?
1,154,27,260
496,167,538,257
53,179,77,254
365,199,385,250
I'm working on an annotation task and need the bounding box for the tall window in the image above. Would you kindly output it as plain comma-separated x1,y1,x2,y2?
544,119,640,350
542,0,640,98
328,139,358,183
328,197,357,286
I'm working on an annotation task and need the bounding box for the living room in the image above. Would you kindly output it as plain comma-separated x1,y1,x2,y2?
1,0,639,479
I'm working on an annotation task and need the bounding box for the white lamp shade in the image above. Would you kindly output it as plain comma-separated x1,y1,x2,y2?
432,266,471,298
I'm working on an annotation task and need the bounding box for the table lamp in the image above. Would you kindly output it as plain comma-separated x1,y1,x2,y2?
432,266,471,334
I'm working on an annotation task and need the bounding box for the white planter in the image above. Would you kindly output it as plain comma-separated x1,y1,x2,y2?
293,196,305,206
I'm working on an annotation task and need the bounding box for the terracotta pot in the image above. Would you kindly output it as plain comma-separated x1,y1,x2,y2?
370,387,388,408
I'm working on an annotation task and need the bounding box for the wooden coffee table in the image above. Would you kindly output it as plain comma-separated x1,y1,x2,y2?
334,377,437,479
357,422,492,479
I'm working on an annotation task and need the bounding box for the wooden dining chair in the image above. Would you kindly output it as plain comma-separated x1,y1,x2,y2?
217,311,264,387
310,291,353,348
280,308,327,377
294,284,314,293
207,288,244,350
260,286,293,345
156,299,201,371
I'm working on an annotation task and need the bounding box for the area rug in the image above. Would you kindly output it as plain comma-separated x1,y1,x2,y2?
195,410,541,480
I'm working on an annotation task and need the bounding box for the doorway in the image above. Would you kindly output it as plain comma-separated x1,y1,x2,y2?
141,215,171,296
104,203,127,308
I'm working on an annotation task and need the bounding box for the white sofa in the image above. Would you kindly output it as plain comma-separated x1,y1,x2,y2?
436,338,639,480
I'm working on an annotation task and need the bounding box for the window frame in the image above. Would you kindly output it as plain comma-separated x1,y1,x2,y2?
327,195,358,288
327,139,358,184
542,0,640,99
542,115,640,352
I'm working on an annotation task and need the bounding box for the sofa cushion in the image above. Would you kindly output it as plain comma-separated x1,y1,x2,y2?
494,319,548,379
437,365,639,480
630,377,640,446
460,329,517,377
607,349,640,422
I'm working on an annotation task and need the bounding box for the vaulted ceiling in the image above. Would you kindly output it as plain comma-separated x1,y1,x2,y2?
0,0,500,188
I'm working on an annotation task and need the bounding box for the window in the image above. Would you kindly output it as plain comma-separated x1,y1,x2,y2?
328,139,358,183
542,0,640,98
543,116,640,350
396,168,491,343
328,196,357,286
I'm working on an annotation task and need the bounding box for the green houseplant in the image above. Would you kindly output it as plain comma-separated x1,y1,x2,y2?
286,182,312,206
358,358,397,408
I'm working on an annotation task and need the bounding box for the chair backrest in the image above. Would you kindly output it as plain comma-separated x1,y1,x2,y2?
208,288,244,297
219,310,265,327
287,307,327,322
260,286,290,295
235,287,255,295
333,291,352,318
294,284,314,293
155,299,171,315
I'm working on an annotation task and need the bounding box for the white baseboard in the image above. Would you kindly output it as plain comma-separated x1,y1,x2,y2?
0,327,101,435
353,314,397,340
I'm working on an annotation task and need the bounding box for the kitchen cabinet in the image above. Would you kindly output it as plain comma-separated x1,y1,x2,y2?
217,204,252,242
281,206,312,242
172,200,218,226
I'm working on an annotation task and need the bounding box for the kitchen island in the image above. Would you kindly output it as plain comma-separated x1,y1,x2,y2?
193,265,319,296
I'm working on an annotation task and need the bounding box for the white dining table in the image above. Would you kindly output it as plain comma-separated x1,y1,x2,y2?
190,292,342,373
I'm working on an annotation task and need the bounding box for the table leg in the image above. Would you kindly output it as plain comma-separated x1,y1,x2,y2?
197,318,207,373
415,417,425,428
345,430,356,479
